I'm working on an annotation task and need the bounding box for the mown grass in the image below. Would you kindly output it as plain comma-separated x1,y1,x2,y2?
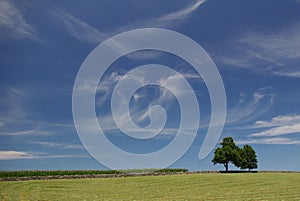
0,173,299,200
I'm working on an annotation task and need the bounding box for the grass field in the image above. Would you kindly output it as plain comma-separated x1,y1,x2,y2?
0,172,299,200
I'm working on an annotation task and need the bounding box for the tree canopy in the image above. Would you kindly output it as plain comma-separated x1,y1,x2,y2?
212,137,240,172
212,137,258,172
239,144,258,171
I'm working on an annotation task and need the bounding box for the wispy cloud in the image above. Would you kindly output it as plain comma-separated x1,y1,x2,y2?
0,87,75,138
0,0,36,39
254,114,300,128
157,0,206,25
218,22,300,78
0,151,88,160
236,114,300,145
125,50,164,60
129,0,206,29
50,8,107,44
248,114,300,137
80,68,202,138
9,87,26,96
99,110,196,138
0,87,37,136
0,128,47,136
97,72,183,137
31,141,84,150
225,88,274,126
0,151,35,160
273,71,300,78
94,67,202,106
249,124,300,137
236,137,300,145
51,0,206,44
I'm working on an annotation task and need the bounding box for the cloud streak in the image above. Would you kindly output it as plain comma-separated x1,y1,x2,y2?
236,114,300,145
0,128,42,136
225,88,274,126
250,124,300,137
31,141,84,150
0,151,35,160
50,9,107,44
51,0,206,44
0,150,88,160
97,71,193,137
248,114,300,137
158,0,206,23
132,0,206,29
0,0,36,39
254,114,300,128
219,22,300,78
236,137,300,145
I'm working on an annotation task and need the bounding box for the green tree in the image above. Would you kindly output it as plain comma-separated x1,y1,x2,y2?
212,137,240,172
239,144,258,171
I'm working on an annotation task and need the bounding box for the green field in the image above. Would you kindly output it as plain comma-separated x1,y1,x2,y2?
1,173,299,200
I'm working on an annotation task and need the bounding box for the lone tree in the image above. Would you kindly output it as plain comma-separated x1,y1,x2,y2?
212,137,240,172
239,144,258,171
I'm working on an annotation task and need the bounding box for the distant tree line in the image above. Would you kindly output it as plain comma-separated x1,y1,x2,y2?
212,137,258,172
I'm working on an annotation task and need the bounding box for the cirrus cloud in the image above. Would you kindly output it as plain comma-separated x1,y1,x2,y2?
0,0,36,39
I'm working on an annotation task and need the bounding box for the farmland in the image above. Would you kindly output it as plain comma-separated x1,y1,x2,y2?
0,172,299,200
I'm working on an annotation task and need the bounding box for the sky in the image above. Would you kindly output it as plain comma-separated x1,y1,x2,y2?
0,0,300,171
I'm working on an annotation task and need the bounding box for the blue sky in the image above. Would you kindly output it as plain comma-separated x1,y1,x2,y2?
0,0,300,171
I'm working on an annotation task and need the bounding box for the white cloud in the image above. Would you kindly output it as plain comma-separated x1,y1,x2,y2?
118,0,207,52
95,72,126,106
249,124,300,137
254,114,300,128
98,109,162,138
0,0,36,39
225,88,274,125
241,114,300,144
31,141,84,150
51,0,206,44
219,22,300,78
95,71,199,137
51,9,107,44
158,0,206,22
239,27,300,60
96,68,201,105
236,137,300,145
0,128,50,136
98,111,189,138
125,51,163,60
248,114,300,137
273,71,300,78
0,151,88,160
159,73,194,97
181,72,203,80
9,87,25,96
137,0,206,29
253,91,265,104
0,151,35,160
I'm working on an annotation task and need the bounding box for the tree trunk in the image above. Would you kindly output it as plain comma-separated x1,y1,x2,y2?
225,163,228,172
